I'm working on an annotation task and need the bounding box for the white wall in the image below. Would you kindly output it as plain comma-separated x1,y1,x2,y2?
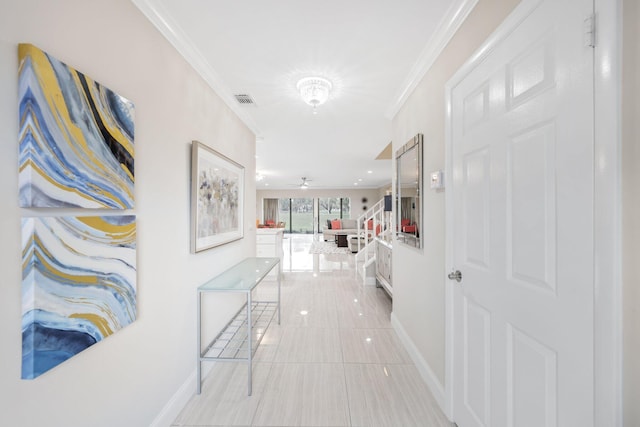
390,0,520,388
0,1,255,426
623,0,640,423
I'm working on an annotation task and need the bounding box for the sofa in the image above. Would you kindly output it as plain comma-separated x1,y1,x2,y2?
322,218,360,241
324,218,385,253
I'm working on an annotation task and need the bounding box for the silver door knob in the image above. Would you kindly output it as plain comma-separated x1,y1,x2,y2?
448,270,462,283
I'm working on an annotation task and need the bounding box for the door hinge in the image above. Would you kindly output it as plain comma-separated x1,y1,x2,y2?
584,14,596,48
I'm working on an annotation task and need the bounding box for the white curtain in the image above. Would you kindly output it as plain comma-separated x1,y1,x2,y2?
263,198,279,223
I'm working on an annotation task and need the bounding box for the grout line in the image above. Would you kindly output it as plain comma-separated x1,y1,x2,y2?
336,294,353,427
249,303,284,426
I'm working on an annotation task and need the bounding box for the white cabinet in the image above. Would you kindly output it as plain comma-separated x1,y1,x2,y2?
256,228,284,279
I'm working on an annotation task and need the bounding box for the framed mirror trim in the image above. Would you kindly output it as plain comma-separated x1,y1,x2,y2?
395,133,423,250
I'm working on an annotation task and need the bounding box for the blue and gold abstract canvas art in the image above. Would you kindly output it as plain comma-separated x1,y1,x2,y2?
21,215,137,379
18,43,135,208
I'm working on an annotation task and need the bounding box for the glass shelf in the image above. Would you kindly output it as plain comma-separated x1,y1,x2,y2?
197,257,281,396
198,257,279,292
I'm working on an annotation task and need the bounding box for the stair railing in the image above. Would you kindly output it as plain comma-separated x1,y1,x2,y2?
354,198,391,284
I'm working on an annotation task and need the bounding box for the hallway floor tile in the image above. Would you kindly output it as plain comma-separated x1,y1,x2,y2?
173,234,452,427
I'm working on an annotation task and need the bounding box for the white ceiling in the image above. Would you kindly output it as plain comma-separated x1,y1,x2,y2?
132,0,474,190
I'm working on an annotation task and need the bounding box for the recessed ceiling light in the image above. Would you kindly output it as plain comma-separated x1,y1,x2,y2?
367,170,373,174
265,183,269,186
354,183,358,186
358,178,363,182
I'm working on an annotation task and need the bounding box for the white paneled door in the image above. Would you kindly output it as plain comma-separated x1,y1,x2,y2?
449,0,594,426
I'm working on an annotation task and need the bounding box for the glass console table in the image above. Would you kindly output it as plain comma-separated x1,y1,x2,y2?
197,257,281,395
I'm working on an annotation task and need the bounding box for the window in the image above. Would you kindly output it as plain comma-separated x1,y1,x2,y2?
318,197,350,231
279,198,314,234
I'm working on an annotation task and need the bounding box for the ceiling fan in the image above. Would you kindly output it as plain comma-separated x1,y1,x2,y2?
290,177,311,189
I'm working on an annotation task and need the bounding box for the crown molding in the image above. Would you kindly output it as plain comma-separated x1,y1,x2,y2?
385,0,479,119
131,0,261,135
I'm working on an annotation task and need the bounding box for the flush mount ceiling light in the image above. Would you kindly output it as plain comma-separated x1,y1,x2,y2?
296,77,332,113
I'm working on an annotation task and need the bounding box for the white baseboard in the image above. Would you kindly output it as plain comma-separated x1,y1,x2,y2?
149,363,215,427
390,312,448,416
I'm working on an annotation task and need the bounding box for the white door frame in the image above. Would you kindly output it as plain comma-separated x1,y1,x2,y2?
443,0,622,425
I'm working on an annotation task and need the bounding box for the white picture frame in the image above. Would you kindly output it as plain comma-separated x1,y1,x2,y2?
191,141,244,252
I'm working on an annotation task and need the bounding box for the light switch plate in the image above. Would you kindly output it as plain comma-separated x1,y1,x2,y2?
430,170,444,189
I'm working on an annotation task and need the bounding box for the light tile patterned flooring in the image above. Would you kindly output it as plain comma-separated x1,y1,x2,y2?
172,234,452,427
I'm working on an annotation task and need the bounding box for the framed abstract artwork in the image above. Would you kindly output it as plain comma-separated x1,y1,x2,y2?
191,141,244,252
21,215,137,379
18,43,135,209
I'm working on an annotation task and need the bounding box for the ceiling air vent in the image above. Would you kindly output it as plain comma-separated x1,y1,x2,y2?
234,94,256,105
